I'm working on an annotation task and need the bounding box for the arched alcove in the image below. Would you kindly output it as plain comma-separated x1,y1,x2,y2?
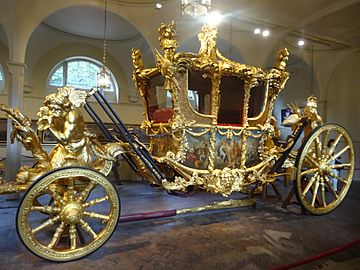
326,51,360,181
24,5,154,103
0,23,8,50
327,51,360,138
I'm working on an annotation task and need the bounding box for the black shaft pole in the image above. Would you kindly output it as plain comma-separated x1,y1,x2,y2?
84,103,114,141
92,91,165,184
270,120,307,173
85,102,139,174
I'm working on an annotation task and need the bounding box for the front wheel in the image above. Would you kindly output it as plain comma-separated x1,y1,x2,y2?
295,124,355,215
16,167,120,261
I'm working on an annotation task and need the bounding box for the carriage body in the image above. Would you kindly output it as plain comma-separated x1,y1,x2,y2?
132,23,291,195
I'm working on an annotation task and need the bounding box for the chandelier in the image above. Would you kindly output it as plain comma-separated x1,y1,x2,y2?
181,0,211,16
97,0,111,89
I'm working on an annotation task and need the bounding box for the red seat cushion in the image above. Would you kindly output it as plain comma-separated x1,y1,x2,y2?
153,108,174,123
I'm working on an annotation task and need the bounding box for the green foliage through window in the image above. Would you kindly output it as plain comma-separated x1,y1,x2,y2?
49,66,63,86
48,58,116,92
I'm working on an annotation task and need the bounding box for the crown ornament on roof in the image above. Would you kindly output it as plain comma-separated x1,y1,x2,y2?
198,24,218,59
158,21,179,52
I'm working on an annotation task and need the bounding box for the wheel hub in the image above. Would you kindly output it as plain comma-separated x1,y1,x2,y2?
319,162,331,176
60,202,84,225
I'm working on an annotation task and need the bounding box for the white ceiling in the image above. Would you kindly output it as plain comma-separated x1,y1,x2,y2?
42,6,141,41
214,0,360,49
40,0,360,49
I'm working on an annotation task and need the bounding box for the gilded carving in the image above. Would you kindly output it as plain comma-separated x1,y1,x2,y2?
0,20,353,263
0,86,123,193
131,22,342,199
17,167,120,261
0,21,353,263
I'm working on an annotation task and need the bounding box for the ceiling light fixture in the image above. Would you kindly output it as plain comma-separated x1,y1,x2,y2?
254,28,270,37
181,0,211,17
97,0,111,89
262,29,270,37
204,11,222,26
155,3,162,10
254,28,261,35
298,39,305,46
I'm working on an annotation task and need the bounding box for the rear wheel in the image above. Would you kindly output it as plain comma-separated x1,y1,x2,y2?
17,167,120,261
295,124,354,215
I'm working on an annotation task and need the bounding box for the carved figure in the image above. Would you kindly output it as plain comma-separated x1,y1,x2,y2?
1,86,112,186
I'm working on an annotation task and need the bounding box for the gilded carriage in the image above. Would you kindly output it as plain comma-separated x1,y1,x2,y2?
131,22,354,208
0,22,355,262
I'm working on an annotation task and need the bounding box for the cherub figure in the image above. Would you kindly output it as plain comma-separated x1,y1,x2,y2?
1,86,112,185
198,24,218,59
37,86,109,170
303,95,323,138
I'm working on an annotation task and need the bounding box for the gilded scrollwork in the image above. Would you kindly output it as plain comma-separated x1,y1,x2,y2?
17,167,120,261
131,22,333,197
0,86,120,193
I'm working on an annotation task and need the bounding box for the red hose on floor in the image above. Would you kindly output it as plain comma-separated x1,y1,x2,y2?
270,238,360,270
119,209,177,222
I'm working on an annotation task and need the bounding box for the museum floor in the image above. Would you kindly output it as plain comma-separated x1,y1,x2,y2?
0,178,359,270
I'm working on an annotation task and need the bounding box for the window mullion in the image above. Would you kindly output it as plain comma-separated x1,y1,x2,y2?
63,62,68,86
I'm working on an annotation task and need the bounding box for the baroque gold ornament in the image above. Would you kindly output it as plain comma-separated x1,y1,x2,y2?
0,86,120,193
132,22,355,214
17,167,120,261
0,21,356,262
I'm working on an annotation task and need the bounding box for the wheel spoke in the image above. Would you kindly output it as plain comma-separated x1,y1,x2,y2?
79,219,97,239
77,182,95,202
301,168,318,176
314,137,322,158
302,173,319,196
331,145,350,161
32,215,60,234
69,225,77,250
321,180,327,207
305,154,320,167
48,222,66,249
324,175,339,199
66,178,76,202
31,205,60,214
84,211,110,221
311,180,320,207
330,163,352,170
329,171,347,185
83,196,109,208
328,133,343,156
321,130,330,156
47,189,66,206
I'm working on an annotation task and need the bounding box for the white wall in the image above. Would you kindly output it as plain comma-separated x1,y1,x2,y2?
327,51,360,181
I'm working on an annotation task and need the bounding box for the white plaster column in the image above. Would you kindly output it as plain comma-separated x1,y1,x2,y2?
5,61,25,181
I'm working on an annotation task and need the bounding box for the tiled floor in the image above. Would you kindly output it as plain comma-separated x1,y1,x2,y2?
0,179,359,270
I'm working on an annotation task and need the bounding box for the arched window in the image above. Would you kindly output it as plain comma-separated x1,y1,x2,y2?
0,64,4,91
47,57,119,102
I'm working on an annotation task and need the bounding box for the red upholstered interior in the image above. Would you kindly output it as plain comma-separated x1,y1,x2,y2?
217,123,243,127
153,108,174,123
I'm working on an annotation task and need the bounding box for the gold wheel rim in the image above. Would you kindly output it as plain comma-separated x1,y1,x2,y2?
296,124,354,215
17,167,120,261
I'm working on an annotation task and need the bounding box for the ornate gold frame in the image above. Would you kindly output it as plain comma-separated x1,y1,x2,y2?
132,22,291,195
